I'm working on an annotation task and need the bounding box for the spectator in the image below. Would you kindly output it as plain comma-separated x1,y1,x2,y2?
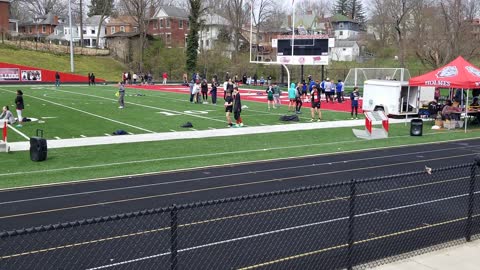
267,75,272,86
162,72,168,85
442,99,461,120
90,73,96,86
133,73,138,85
260,76,265,86
55,71,60,88
0,106,15,124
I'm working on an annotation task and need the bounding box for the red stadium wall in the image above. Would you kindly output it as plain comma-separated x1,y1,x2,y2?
0,62,105,83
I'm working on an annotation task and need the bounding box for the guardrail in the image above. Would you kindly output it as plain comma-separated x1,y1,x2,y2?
1,161,479,270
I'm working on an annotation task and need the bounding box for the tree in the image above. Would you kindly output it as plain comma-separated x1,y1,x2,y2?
414,0,480,68
15,0,67,17
333,0,350,16
384,0,415,67
223,0,248,54
186,0,205,73
251,0,276,61
349,0,366,26
120,0,160,71
88,0,114,48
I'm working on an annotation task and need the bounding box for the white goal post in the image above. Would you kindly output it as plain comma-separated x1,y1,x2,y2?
344,68,411,88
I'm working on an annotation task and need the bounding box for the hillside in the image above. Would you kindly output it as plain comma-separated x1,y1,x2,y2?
0,44,125,82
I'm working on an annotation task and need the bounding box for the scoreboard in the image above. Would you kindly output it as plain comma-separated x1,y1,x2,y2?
273,35,332,65
276,37,329,56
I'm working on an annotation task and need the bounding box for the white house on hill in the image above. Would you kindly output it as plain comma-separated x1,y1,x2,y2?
330,40,359,61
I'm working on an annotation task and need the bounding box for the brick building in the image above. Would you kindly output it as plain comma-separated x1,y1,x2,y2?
148,6,189,47
106,16,138,36
18,13,60,39
0,0,9,36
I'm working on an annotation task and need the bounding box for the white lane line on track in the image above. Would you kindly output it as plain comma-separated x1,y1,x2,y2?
86,191,478,270
50,88,226,123
6,124,30,141
0,88,155,133
0,146,470,206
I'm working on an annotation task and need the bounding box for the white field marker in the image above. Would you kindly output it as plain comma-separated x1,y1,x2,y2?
104,133,112,136
80,135,87,138
54,137,61,140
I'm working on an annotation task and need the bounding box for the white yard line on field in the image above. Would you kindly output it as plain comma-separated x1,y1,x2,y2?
49,88,226,123
0,88,155,133
7,124,30,141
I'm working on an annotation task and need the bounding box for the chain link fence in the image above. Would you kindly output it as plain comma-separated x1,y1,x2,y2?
1,161,479,270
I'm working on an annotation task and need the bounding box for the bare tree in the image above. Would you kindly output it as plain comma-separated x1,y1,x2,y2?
16,0,68,17
367,0,395,47
222,0,248,54
119,0,162,70
384,0,416,67
414,0,479,68
251,0,276,60
296,0,330,18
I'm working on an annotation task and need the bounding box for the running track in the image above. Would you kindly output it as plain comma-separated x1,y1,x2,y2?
0,139,479,269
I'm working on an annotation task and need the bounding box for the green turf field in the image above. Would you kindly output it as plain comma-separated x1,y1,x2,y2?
1,84,480,189
0,85,353,141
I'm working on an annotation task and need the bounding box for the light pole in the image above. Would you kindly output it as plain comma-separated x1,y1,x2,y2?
68,0,75,72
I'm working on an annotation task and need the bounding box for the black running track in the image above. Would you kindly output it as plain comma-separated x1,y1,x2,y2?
1,139,480,269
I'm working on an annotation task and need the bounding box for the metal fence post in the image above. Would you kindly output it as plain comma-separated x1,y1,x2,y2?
170,205,178,270
466,159,479,242
347,179,357,270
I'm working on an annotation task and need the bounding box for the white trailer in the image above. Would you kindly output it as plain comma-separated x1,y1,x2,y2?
362,80,435,117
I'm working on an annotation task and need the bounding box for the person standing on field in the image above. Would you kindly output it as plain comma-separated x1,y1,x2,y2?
224,91,233,127
162,72,168,85
288,82,297,112
15,90,24,127
233,87,243,127
210,79,218,105
310,85,322,122
273,83,281,108
55,71,60,88
266,85,274,110
350,87,360,119
118,82,125,109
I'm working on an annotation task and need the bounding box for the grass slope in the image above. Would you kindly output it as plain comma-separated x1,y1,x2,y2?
0,44,125,81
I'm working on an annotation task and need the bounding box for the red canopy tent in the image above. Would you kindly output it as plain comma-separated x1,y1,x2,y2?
409,56,480,88
409,56,480,132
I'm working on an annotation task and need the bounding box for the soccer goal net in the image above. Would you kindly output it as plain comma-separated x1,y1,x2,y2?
344,68,411,88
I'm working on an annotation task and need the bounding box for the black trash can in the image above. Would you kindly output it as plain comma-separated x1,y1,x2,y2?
410,119,423,136
30,129,47,161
